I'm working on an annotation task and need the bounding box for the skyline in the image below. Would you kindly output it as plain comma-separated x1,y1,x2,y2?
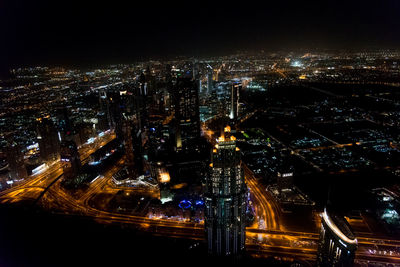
2,1,400,266
1,47,400,266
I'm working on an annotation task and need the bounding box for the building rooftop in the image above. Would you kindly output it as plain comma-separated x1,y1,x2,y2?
323,207,357,245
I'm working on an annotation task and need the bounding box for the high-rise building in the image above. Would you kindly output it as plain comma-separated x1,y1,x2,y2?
99,89,112,130
207,65,213,94
229,82,241,120
135,72,149,131
193,60,199,80
6,142,28,180
172,77,200,151
60,140,81,180
37,117,60,162
317,207,358,267
107,88,131,138
164,64,173,114
56,106,84,146
57,107,73,140
205,126,246,257
96,112,109,132
144,66,156,97
122,116,135,175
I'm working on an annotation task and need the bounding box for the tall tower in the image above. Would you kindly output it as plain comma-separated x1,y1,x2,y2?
193,60,199,80
317,207,358,267
207,65,213,95
60,140,81,180
57,107,73,141
229,82,241,120
36,117,60,163
172,77,200,151
205,126,246,257
99,89,112,130
122,116,135,176
135,72,148,131
6,141,28,180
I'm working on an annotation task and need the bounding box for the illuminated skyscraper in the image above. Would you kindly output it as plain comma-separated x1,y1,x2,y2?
172,77,200,151
317,207,357,267
135,72,149,131
193,60,199,79
229,82,241,120
6,141,28,180
57,107,73,141
99,89,112,130
205,126,246,257
96,112,109,132
121,116,135,175
60,140,81,180
37,117,60,162
207,65,213,94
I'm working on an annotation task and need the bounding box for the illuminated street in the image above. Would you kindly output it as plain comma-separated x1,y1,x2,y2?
1,2,400,265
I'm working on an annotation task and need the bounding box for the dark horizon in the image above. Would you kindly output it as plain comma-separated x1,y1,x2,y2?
1,0,400,74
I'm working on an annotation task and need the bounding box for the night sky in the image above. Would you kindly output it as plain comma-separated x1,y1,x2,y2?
1,0,400,72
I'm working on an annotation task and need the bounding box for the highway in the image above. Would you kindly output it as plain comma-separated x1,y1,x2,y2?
0,130,116,203
1,126,400,265
244,164,281,231
3,159,400,265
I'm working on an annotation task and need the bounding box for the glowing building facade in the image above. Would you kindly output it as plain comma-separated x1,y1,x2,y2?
317,208,358,267
205,126,246,256
229,82,240,120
